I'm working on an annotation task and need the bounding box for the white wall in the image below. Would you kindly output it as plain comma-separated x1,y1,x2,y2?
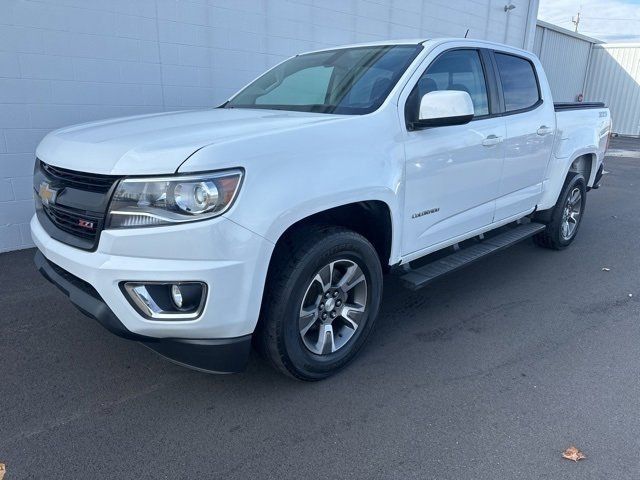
0,0,537,253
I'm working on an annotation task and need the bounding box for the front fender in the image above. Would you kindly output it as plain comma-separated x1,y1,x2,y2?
179,111,406,265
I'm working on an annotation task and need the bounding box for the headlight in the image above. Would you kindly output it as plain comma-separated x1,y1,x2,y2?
106,169,243,228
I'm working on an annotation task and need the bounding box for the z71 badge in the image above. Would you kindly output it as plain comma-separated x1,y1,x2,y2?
78,219,95,230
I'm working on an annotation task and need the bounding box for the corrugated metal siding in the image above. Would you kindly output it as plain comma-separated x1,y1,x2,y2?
585,45,640,136
533,25,593,102
533,25,544,55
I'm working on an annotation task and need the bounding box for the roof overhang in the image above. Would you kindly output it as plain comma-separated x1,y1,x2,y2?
536,19,603,44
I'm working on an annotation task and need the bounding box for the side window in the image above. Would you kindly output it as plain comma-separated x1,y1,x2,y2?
412,49,490,117
494,53,540,112
255,66,333,105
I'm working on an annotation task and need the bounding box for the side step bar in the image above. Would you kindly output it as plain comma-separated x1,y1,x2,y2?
399,222,546,291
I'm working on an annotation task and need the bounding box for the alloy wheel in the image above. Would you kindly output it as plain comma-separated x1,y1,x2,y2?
298,259,368,355
561,187,583,240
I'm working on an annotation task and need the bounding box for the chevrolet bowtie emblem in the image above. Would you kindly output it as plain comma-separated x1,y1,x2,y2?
38,182,59,206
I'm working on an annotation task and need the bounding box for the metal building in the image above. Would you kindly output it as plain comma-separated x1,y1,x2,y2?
585,44,640,136
534,20,640,136
533,20,600,103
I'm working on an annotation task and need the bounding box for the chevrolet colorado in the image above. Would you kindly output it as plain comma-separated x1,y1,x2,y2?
32,39,611,380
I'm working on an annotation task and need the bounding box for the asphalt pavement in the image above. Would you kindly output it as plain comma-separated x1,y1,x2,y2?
1,137,639,479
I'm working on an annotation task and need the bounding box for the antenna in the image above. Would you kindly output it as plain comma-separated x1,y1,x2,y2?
464,28,469,38
572,10,581,32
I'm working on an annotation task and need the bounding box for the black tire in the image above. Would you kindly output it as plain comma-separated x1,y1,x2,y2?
533,172,586,250
257,225,383,381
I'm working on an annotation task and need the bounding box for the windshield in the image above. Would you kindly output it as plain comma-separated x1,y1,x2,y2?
224,44,422,115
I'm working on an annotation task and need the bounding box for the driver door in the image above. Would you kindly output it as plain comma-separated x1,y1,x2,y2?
402,48,506,257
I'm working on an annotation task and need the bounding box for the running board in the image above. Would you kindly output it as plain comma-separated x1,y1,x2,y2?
399,222,546,291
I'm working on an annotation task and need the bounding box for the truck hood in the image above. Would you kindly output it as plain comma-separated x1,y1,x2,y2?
36,108,344,175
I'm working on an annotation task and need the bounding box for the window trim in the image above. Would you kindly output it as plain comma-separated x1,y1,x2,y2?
404,47,500,130
491,50,543,116
479,48,501,117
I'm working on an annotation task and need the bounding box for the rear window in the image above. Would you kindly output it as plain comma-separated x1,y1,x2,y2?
494,53,540,112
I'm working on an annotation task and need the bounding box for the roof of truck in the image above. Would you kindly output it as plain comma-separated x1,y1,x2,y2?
298,38,532,56
298,39,429,54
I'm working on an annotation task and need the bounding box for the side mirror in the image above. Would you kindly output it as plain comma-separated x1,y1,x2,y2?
413,90,475,129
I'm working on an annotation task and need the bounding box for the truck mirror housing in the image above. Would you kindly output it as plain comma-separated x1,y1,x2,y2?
414,90,475,129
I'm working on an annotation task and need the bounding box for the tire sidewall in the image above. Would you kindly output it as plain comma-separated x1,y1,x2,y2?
278,233,383,379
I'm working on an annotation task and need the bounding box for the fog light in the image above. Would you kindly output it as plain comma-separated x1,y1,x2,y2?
121,281,207,320
171,284,183,309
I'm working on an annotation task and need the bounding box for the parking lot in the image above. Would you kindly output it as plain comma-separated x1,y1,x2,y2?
2,137,639,479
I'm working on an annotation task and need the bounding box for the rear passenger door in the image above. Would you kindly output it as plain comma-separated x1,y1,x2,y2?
491,51,556,222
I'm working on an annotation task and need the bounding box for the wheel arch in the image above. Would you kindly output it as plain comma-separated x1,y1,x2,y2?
269,200,394,271
533,169,587,249
570,152,597,187
538,148,598,211
254,201,394,352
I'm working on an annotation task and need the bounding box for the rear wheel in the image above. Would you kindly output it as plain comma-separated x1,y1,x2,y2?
258,226,383,381
534,172,586,250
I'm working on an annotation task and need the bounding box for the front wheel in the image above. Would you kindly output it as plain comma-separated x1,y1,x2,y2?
257,226,383,381
534,172,586,250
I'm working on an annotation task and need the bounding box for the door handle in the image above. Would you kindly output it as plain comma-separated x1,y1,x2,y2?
537,125,553,136
482,135,502,147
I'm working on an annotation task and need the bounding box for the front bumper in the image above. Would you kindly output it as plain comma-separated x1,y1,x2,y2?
35,251,251,372
31,214,273,338
31,213,274,372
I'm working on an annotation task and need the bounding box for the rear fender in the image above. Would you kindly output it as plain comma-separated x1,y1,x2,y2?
538,149,597,211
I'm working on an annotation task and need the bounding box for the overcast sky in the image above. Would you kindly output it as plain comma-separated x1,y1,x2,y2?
538,0,640,42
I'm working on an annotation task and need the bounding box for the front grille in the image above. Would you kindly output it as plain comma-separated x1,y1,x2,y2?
35,160,121,250
42,203,102,241
41,162,118,193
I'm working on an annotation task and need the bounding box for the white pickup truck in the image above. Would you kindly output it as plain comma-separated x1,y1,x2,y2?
32,39,610,380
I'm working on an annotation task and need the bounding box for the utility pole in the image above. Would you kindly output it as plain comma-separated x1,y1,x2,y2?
572,10,581,32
